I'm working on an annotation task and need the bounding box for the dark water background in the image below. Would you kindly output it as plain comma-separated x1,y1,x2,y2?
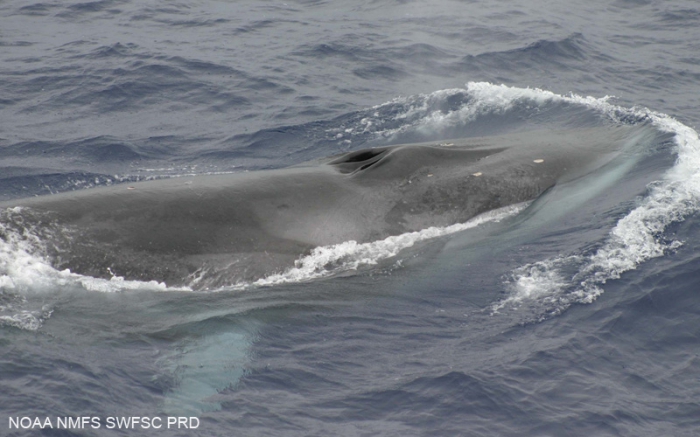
2,1,700,436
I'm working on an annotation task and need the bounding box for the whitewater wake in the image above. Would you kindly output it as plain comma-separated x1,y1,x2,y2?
471,83,700,317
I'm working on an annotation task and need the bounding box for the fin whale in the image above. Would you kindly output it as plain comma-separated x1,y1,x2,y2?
0,128,631,289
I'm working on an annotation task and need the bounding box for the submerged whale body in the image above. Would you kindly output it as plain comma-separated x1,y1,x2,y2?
0,128,631,289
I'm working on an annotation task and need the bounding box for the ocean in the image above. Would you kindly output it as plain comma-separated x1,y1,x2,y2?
1,0,700,436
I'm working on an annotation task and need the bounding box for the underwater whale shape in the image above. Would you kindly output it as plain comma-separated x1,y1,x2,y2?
0,128,631,289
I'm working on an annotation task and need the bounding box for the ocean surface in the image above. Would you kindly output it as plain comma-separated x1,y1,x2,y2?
2,0,700,436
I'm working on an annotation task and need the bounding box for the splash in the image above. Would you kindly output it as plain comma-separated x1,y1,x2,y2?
0,208,191,330
328,81,636,145
482,83,700,317
251,203,527,288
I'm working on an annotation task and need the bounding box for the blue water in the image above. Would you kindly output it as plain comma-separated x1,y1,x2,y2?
2,1,700,436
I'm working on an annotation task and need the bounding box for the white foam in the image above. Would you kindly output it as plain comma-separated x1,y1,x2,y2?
485,83,700,315
344,82,572,140
0,211,191,330
0,305,53,331
252,203,527,288
0,220,187,295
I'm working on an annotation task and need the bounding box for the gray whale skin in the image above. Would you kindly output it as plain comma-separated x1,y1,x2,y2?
0,128,627,289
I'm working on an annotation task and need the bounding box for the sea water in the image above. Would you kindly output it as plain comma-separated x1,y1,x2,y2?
1,1,700,436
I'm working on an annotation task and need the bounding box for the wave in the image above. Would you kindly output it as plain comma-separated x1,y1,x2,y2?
0,207,189,330
481,83,700,318
251,203,527,288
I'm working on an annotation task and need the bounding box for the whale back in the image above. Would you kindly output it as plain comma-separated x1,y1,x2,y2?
0,128,632,288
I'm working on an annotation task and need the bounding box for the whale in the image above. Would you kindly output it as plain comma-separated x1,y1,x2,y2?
0,127,633,289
